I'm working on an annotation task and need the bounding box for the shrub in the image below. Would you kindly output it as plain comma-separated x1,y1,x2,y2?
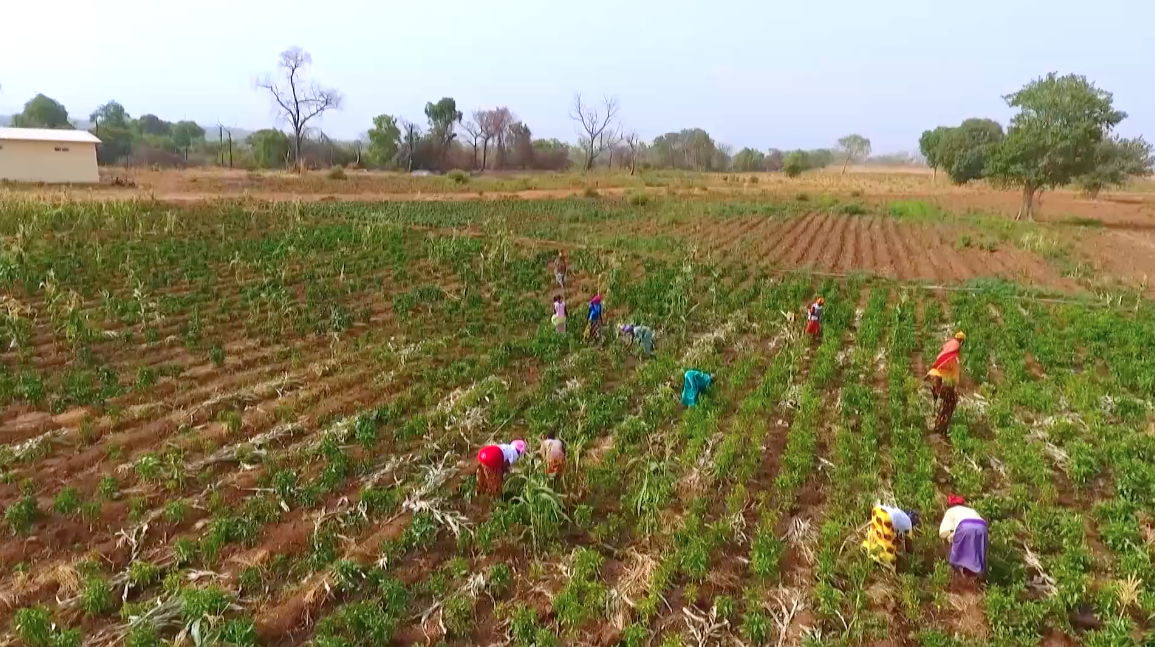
53,487,82,516
839,202,868,215
748,175,759,184
327,166,347,180
849,189,863,197
627,192,651,207
794,192,810,202
5,496,40,534
80,577,114,617
583,187,600,198
446,170,469,185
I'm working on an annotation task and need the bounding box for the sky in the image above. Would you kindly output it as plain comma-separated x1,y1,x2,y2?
1,0,1152,153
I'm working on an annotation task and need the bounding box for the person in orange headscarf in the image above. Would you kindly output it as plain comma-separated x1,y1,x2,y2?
927,332,966,433
805,297,825,340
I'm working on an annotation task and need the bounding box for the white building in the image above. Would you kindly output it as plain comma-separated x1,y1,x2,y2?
0,127,102,184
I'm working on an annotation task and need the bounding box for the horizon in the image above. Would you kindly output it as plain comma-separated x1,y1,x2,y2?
1,0,1151,153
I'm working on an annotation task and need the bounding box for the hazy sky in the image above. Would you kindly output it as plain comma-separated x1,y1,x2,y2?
1,0,1151,152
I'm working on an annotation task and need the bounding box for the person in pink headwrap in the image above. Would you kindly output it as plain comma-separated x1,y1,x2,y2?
476,439,527,495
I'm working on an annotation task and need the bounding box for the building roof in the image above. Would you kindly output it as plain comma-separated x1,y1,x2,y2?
0,127,101,144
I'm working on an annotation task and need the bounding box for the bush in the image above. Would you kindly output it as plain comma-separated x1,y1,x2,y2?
583,187,600,198
327,166,347,180
839,202,868,216
446,170,469,185
748,175,759,184
794,192,810,202
627,192,651,207
783,156,804,178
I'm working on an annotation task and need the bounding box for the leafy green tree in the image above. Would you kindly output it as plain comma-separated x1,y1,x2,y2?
247,129,291,169
918,127,952,180
11,94,71,129
1076,136,1154,198
424,98,462,169
732,147,765,172
837,134,871,174
90,101,130,130
171,121,205,161
985,73,1126,220
367,114,401,168
136,114,171,137
783,150,810,177
937,118,1004,184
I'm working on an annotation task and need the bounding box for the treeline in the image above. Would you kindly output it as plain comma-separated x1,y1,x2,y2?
919,73,1154,215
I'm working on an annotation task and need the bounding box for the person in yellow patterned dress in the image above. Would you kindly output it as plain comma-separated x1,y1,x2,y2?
862,504,919,569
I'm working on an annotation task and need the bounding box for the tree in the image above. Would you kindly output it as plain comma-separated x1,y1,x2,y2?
476,107,512,171
90,101,130,130
171,121,205,161
985,73,1126,220
837,134,871,174
248,129,291,168
460,117,483,170
256,47,343,172
782,150,809,177
732,147,766,172
765,149,784,172
424,98,462,170
570,94,619,171
918,127,951,180
1076,136,1154,198
399,120,422,172
136,114,171,137
11,94,71,129
508,122,534,169
936,119,1004,185
624,132,644,175
367,115,401,168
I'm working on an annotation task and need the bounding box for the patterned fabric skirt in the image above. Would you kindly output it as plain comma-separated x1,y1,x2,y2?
862,506,899,569
805,319,821,336
935,385,958,434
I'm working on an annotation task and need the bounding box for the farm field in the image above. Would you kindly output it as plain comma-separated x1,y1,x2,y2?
0,194,1154,647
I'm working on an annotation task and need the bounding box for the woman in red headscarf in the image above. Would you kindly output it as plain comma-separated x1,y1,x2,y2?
927,332,966,434
805,297,825,340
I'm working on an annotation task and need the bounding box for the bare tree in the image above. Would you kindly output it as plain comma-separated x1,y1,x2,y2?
461,118,484,171
625,132,643,175
255,47,343,172
570,94,619,171
478,107,513,171
400,120,421,173
600,126,623,169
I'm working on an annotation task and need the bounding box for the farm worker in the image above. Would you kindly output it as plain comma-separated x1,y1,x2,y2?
927,331,966,434
940,494,988,576
584,294,604,341
620,324,656,357
554,251,568,288
681,370,713,407
552,295,567,333
862,504,920,570
805,297,825,338
476,439,528,495
540,431,566,475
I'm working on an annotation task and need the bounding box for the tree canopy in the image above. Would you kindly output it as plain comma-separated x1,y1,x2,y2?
248,129,291,169
984,73,1127,220
367,114,401,168
11,94,71,129
1076,137,1154,198
836,134,871,173
936,118,1004,185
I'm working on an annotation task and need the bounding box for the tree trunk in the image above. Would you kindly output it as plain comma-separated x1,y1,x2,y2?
481,140,489,173
841,154,851,175
932,166,937,181
294,131,303,173
1016,183,1036,221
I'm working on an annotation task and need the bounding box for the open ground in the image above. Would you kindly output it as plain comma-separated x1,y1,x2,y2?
0,175,1154,647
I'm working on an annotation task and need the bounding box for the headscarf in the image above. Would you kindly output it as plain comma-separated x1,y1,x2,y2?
620,324,634,334
816,297,825,306
590,294,603,305
955,331,967,341
511,439,527,454
908,510,921,527
948,494,966,507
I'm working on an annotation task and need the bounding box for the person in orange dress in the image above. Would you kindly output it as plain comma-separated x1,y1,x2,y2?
805,297,825,339
540,431,565,475
927,332,965,433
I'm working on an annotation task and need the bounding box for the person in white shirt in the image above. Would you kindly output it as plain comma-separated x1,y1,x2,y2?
940,494,988,575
